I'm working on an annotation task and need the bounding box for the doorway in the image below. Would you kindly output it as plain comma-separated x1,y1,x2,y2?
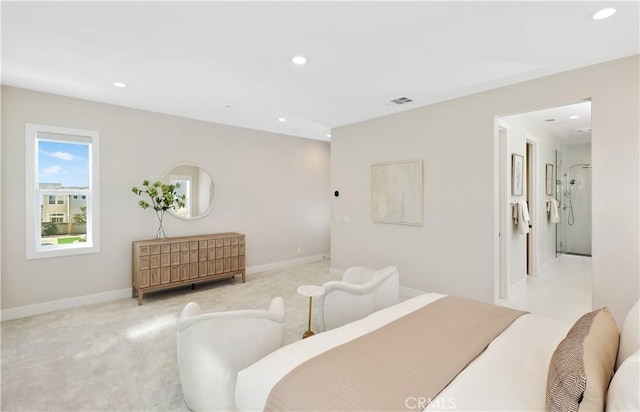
496,100,592,307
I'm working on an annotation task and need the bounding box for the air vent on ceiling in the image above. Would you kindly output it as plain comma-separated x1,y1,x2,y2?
575,128,592,133
544,118,558,122
390,96,413,105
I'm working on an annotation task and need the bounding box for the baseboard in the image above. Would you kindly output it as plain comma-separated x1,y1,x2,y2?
1,254,331,321
245,253,330,276
0,253,329,321
539,256,558,273
1,288,131,321
509,276,527,297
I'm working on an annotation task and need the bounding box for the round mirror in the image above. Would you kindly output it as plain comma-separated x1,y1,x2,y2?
160,162,215,220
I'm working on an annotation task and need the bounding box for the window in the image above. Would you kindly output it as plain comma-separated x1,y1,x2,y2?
170,175,191,219
25,123,100,259
48,213,65,223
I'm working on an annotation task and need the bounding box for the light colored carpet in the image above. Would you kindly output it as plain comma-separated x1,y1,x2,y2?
1,260,334,411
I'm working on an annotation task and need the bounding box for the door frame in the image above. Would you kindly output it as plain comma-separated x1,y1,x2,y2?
498,125,509,298
525,135,539,277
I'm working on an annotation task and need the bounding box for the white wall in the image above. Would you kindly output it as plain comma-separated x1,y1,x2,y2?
331,55,639,324
500,115,560,287
1,86,331,310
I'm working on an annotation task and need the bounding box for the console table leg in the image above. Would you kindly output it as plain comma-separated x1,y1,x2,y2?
137,292,143,306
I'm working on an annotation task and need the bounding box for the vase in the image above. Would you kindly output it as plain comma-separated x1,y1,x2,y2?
155,210,167,240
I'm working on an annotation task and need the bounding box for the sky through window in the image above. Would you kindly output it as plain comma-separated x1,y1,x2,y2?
38,139,89,188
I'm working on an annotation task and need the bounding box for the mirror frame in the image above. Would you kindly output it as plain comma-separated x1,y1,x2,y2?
160,161,216,221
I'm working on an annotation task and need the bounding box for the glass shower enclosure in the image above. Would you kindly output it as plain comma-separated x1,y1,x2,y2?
555,146,592,257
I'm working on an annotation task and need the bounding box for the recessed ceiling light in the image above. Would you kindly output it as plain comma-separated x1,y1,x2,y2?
292,56,307,65
112,82,127,88
568,115,580,120
277,117,287,122
326,134,332,138
592,7,616,20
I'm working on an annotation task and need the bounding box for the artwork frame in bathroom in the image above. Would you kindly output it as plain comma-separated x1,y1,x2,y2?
511,153,524,196
545,163,554,196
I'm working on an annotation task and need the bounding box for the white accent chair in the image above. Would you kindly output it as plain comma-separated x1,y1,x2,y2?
177,297,285,412
317,266,400,332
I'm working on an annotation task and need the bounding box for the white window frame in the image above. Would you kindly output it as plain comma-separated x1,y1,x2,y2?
25,123,101,259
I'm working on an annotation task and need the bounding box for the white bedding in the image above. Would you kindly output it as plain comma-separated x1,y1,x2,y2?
235,293,572,411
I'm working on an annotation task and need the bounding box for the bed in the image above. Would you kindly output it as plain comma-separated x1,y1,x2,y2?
235,293,639,411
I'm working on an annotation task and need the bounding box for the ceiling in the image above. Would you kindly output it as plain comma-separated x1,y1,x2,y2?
2,2,638,141
503,101,591,146
517,101,592,146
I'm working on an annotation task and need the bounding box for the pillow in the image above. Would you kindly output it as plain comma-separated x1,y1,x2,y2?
606,350,640,411
616,300,639,370
546,308,619,412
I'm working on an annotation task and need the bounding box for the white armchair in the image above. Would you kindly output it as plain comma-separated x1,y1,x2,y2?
176,297,285,412
317,266,400,332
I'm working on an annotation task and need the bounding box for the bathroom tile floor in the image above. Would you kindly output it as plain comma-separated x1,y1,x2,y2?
497,254,592,323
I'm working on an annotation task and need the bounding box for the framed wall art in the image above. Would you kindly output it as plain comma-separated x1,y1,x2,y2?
546,163,554,196
371,160,423,225
512,153,524,196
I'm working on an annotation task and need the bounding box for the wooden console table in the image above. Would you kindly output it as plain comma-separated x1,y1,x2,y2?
132,232,245,305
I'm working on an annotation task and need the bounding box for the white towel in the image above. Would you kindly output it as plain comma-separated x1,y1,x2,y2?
549,199,560,223
521,201,530,222
518,201,530,234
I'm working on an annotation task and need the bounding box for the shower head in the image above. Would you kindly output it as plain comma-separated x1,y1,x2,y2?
570,163,591,170
564,163,592,176
570,179,577,185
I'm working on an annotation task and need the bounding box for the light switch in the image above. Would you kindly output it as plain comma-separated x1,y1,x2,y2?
343,215,351,223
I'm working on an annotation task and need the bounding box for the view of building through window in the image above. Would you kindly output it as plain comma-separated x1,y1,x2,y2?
37,138,90,247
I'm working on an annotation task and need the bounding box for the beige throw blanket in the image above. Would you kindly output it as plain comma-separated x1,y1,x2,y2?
265,296,526,411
